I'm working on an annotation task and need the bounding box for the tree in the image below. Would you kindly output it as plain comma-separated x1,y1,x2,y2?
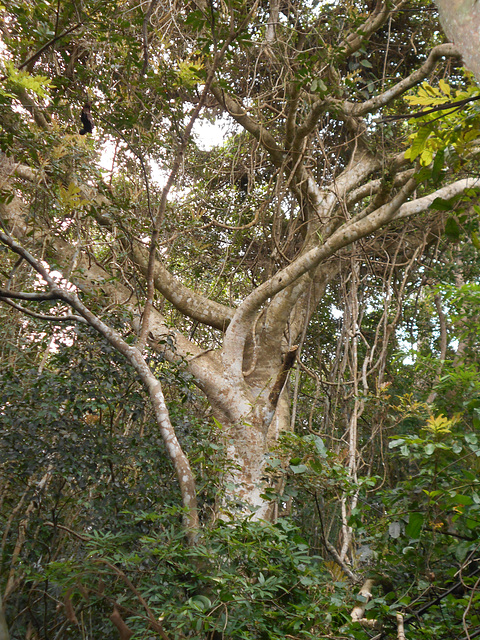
436,0,480,81
1,1,480,638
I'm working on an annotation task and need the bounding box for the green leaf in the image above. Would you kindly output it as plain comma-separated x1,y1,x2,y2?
430,197,453,211
455,541,473,562
424,489,444,499
431,149,445,183
407,126,432,162
444,217,461,241
309,459,323,473
290,464,308,474
471,231,480,249
188,595,212,610
420,148,434,166
311,78,327,93
313,436,327,456
405,512,423,539
438,78,451,97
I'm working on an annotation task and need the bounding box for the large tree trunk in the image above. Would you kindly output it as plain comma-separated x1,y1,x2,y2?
435,0,480,80
1,1,479,533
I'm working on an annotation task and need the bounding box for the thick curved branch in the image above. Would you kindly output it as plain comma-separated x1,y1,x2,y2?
223,177,418,378
346,169,415,208
0,154,41,183
340,0,408,59
225,174,480,381
290,98,337,150
0,228,200,540
290,1,410,145
344,43,461,118
298,149,380,240
393,177,480,220
210,85,285,166
60,193,234,332
131,224,234,333
222,150,388,386
13,87,51,128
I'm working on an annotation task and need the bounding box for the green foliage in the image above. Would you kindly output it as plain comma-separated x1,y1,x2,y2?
0,325,224,637
352,404,480,638
2,61,52,97
404,77,480,170
2,1,480,638
59,518,332,640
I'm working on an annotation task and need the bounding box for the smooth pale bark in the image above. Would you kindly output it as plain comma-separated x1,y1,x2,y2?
436,0,480,81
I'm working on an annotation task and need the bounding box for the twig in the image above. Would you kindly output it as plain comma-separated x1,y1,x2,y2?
44,521,89,541
0,23,83,81
0,297,87,323
381,95,480,122
142,0,160,75
314,493,360,583
91,558,171,640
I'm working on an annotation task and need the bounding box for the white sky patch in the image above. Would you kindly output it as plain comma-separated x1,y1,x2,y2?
98,139,168,188
98,112,235,187
331,305,343,319
193,115,235,150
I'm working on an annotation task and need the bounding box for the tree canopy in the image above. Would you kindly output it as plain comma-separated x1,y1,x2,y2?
1,1,480,638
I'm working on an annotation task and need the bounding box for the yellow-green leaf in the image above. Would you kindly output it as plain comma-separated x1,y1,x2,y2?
420,148,434,166
407,126,431,162
438,78,451,97
472,231,480,249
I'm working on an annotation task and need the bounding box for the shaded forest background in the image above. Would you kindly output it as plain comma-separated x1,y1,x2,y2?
1,1,480,638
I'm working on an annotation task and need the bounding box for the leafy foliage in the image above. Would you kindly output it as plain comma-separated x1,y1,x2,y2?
1,0,480,638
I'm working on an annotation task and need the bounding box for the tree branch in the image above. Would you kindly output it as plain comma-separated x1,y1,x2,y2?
393,177,480,220
0,228,199,540
0,297,87,323
210,85,285,166
138,26,242,349
340,0,409,59
344,43,461,118
92,558,171,640
268,344,298,407
0,189,227,396
0,288,59,301
0,23,82,81
130,222,234,332
381,94,480,122
222,177,418,379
